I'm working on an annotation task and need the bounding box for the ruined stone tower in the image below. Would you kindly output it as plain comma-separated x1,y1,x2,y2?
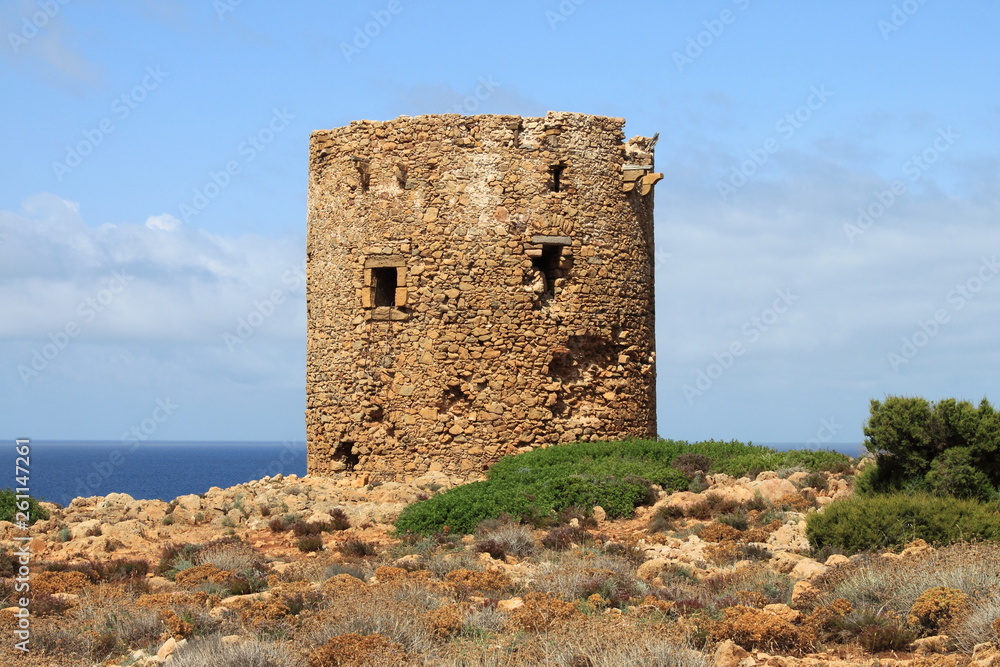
306,112,660,479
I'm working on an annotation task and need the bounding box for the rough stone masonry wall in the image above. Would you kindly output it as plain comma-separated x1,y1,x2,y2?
306,111,660,480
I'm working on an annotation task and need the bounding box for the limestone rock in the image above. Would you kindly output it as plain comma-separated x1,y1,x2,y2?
175,494,202,511
749,477,798,503
636,558,669,583
789,557,828,581
714,639,751,667
911,634,949,655
971,643,1000,666
69,519,102,539
496,597,523,611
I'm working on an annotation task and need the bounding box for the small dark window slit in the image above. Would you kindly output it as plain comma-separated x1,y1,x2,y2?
549,164,566,192
372,267,397,307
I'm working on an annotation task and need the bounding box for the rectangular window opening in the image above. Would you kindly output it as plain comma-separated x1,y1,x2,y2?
372,267,397,307
531,244,562,297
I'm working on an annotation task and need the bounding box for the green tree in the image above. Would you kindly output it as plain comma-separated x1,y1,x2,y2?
862,396,1000,496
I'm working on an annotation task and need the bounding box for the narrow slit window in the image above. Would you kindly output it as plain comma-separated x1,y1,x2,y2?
549,164,566,192
372,267,397,307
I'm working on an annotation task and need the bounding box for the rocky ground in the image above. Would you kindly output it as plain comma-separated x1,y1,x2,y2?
2,466,999,666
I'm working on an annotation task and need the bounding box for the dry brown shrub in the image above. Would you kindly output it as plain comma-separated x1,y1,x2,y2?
632,594,674,615
425,602,464,639
803,598,852,637
710,605,816,653
993,617,1000,635
700,522,742,543
32,570,88,595
373,565,409,582
503,592,583,632
444,568,512,593
775,493,814,513
174,563,230,588
163,609,193,639
908,586,971,635
323,573,370,598
704,541,741,566
233,599,293,630
307,632,410,667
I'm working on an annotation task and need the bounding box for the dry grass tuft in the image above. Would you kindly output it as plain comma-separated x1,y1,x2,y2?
170,635,300,667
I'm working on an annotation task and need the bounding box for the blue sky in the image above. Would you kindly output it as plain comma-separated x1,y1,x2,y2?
2,0,998,447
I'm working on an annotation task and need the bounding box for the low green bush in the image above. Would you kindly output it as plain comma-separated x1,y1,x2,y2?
395,439,852,535
806,493,1000,554
0,488,49,525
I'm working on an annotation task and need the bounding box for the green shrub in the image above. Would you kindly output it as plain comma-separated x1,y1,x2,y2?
806,493,1000,554
863,396,1000,494
395,439,851,535
923,447,995,501
0,488,49,525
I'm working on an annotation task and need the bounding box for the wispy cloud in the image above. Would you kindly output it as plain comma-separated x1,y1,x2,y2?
0,193,304,369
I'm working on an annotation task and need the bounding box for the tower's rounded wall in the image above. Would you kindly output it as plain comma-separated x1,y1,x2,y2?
307,112,657,479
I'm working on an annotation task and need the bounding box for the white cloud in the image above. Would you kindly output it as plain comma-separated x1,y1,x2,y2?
145,214,181,232
0,192,304,370
654,141,1000,442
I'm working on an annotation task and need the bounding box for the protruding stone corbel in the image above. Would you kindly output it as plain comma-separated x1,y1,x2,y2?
639,172,664,196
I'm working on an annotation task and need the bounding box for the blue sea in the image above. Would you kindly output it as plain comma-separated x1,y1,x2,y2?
1,440,862,508
3,440,306,508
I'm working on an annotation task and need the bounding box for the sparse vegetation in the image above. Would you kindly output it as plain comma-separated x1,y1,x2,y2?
395,439,850,535
20,431,1000,666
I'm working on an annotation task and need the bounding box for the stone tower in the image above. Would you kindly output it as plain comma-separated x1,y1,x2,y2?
306,111,660,479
